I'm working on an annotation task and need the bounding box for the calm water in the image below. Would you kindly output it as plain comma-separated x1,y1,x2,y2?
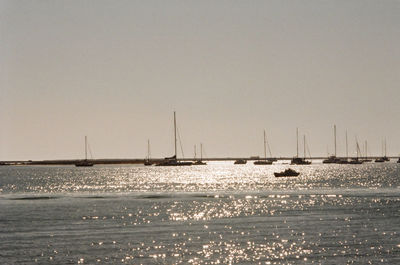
0,162,399,264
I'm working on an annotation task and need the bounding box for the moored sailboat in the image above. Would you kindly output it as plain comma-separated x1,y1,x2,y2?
193,143,207,165
323,125,341,164
375,138,389,162
254,130,273,165
291,129,311,165
156,112,192,166
349,138,363,164
75,136,94,167
144,139,153,166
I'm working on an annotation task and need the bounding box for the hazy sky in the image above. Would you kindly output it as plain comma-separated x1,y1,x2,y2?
1,0,399,160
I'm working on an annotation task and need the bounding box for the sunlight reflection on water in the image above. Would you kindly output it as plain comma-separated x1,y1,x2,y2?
1,162,399,193
0,162,399,264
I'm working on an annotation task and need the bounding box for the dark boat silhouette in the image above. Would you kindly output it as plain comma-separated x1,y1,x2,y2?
274,168,300,177
349,158,363,164
291,157,311,165
75,160,94,167
157,155,192,166
234,159,247,165
323,156,341,164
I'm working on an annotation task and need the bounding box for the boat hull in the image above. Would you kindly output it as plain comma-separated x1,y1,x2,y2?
274,172,300,177
75,161,94,167
156,160,192,166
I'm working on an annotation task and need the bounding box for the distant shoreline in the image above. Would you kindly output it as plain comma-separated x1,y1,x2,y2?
1,156,399,166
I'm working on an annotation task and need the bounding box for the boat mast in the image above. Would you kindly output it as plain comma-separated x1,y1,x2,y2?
296,128,299,157
303,134,306,159
384,138,387,157
84,136,87,160
263,130,267,160
345,130,348,159
334,124,337,157
147,139,150,160
355,137,360,159
365,140,367,159
194,145,197,159
174,111,177,159
200,143,203,161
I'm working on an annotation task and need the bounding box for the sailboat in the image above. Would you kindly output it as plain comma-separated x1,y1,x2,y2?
323,125,341,164
144,139,153,166
75,136,94,167
375,139,389,162
291,129,311,165
193,143,207,165
156,112,192,166
349,138,363,164
254,130,273,165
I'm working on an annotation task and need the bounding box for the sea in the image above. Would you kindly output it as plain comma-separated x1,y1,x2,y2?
0,161,399,264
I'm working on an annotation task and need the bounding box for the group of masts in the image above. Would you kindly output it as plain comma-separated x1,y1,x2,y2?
75,114,398,167
323,125,390,164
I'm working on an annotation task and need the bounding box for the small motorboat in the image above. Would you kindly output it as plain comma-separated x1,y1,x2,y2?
274,168,300,177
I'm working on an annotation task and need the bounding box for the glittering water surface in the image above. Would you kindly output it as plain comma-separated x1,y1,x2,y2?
1,162,399,264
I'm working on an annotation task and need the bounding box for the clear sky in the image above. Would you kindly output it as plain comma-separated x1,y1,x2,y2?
1,0,399,160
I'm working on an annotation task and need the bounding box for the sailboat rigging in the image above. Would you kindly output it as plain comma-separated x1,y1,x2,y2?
193,143,207,165
291,128,311,165
349,137,363,164
323,125,341,164
254,130,273,165
75,136,94,167
156,112,192,166
144,139,153,166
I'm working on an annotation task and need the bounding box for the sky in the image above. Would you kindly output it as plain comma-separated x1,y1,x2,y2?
1,0,400,160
